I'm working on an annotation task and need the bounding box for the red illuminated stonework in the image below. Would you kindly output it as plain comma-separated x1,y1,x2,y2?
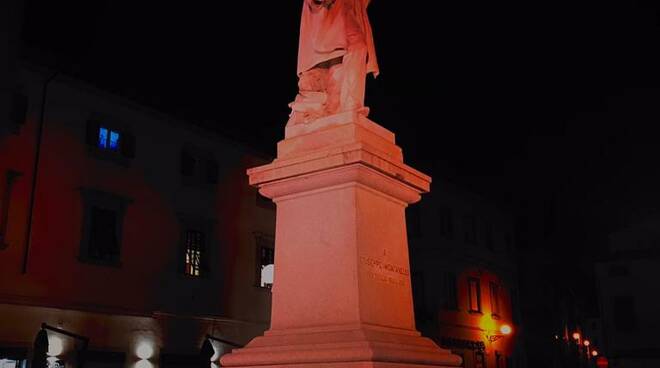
220,113,462,367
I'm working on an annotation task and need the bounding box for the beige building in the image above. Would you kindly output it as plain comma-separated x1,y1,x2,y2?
0,64,275,368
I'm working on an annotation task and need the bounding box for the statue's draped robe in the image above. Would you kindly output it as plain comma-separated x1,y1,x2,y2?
297,0,379,77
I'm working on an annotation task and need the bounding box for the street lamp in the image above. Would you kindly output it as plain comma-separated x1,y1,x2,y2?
591,350,598,357
487,324,513,343
572,332,581,341
583,339,592,359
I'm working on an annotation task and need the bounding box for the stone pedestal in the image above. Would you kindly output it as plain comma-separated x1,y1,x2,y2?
221,113,461,367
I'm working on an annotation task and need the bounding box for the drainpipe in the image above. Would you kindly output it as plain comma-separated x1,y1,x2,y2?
21,69,58,274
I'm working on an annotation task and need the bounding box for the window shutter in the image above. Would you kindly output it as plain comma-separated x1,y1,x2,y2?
86,120,100,146
121,131,136,159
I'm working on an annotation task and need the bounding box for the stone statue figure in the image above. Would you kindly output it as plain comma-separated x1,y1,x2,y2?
287,0,379,126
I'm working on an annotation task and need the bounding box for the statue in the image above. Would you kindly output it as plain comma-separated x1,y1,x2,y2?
287,0,379,126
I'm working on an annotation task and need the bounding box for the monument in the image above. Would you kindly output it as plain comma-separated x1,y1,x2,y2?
220,1,462,367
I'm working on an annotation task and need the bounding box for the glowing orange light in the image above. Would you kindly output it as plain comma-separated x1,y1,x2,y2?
591,350,598,357
584,340,590,347
500,324,512,335
572,332,581,340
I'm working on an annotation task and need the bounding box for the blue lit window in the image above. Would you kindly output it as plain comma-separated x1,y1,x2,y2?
109,131,120,150
97,127,120,151
98,127,108,149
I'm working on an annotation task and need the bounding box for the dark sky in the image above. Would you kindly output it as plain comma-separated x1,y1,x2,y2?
20,0,660,281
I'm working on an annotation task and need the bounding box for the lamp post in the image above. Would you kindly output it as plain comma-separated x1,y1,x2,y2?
583,340,592,367
583,340,591,358
486,324,513,343
571,332,583,368
572,332,581,343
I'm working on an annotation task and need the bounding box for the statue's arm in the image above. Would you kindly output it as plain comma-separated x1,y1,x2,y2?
307,0,324,13
307,0,338,12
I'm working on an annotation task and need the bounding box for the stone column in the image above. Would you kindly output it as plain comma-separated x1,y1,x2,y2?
221,113,461,367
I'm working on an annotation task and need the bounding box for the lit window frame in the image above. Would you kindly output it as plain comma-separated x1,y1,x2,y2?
176,215,214,279
490,282,501,319
85,118,135,165
468,277,482,314
254,233,275,289
183,230,205,277
97,126,122,151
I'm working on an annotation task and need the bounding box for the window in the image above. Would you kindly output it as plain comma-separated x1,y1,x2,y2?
180,148,218,185
177,215,214,277
88,206,119,260
475,351,486,368
441,272,458,310
406,205,422,239
98,127,121,151
463,215,477,244
468,278,482,313
1,348,27,368
613,296,637,332
0,359,26,368
85,120,135,161
184,230,205,277
0,170,21,249
438,207,453,239
255,234,274,288
79,188,132,266
490,282,501,318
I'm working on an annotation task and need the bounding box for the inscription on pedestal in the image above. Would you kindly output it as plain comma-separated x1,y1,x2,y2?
360,256,409,287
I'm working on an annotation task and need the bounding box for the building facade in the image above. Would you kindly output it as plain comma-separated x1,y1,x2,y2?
407,179,525,368
0,65,276,368
594,218,660,368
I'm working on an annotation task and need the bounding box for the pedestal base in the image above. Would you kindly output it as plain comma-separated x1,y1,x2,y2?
222,116,462,368
225,363,459,368
221,324,462,367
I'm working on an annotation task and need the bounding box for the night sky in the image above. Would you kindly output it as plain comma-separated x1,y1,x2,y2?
19,0,660,302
